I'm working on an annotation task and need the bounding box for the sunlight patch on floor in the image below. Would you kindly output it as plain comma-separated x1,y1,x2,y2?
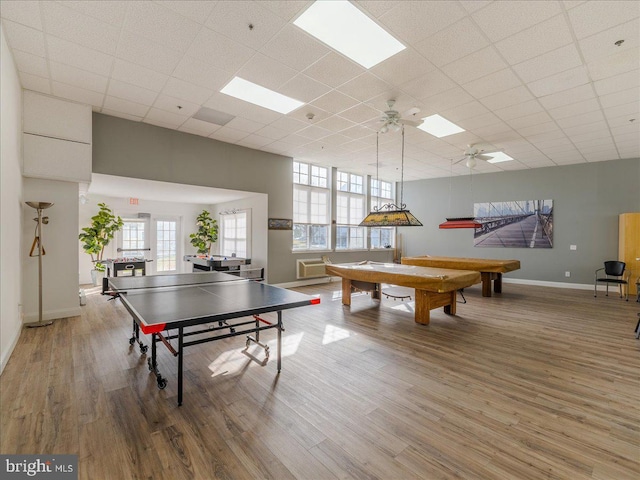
322,324,352,345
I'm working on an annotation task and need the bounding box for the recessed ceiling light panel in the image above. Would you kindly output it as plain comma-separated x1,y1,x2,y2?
220,77,304,114
294,0,406,69
417,114,465,138
486,152,514,163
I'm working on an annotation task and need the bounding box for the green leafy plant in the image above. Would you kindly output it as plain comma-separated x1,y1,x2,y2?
189,210,218,256
79,203,124,272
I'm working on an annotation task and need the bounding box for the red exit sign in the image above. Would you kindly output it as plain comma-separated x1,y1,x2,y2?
129,198,139,205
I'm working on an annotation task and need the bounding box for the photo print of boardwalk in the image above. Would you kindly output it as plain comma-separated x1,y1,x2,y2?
474,199,553,248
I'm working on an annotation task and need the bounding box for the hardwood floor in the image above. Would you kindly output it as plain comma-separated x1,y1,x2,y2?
1,282,638,479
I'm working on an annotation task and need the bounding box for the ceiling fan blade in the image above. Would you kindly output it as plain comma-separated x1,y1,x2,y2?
476,154,493,161
452,157,467,165
399,118,423,127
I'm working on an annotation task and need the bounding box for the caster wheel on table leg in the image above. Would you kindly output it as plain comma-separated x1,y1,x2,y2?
157,378,167,389
139,344,148,354
129,337,136,345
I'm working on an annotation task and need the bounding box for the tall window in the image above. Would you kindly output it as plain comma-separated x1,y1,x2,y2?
336,171,365,250
221,210,250,258
293,161,330,250
370,179,396,249
121,220,146,257
156,220,177,272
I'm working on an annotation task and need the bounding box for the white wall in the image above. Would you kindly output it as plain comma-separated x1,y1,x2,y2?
0,24,24,373
78,194,213,284
214,193,269,277
22,178,81,323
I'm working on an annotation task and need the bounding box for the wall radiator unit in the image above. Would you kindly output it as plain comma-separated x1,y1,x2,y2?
296,258,327,279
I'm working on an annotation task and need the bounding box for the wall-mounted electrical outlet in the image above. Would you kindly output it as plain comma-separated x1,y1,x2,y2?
565,271,571,277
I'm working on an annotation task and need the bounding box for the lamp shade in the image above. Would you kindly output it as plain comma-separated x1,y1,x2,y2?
359,207,423,227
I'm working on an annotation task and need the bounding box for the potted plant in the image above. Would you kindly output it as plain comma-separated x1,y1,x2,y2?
189,210,218,256
79,203,124,285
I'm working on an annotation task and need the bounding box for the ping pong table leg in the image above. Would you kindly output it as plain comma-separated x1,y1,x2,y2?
178,327,184,406
277,311,282,373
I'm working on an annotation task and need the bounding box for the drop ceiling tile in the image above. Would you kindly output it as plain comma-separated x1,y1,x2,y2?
204,92,258,117
19,72,51,94
603,101,640,119
172,56,233,91
225,116,267,134
438,100,490,124
567,0,639,40
569,128,612,144
516,121,558,137
45,36,114,77
527,66,589,97
493,100,544,121
187,28,254,73
236,53,299,91
178,118,221,137
41,1,120,55
548,98,600,120
0,0,42,29
593,70,639,96
379,0,466,45
457,112,502,131
116,30,184,75
237,103,284,125
400,69,456,101
556,110,605,129
153,94,200,117
100,108,143,122
462,69,522,99
469,122,515,139
122,1,200,53
111,59,169,92
481,86,535,111
563,120,609,137
309,91,360,115
441,47,508,84
415,17,489,68
513,44,583,83
57,0,129,27
209,126,250,143
537,83,595,109
578,19,639,64
302,52,365,89
370,48,436,86
144,107,189,129
599,87,639,109
506,111,553,130
260,1,310,21
279,74,332,103
458,1,492,14
341,124,376,140
268,116,308,134
205,1,285,50
162,77,213,105
495,14,573,65
12,50,48,77
420,87,475,112
237,134,274,149
155,0,217,24
104,96,150,117
471,0,562,42
2,20,45,56
254,124,290,141
338,103,381,124
608,114,639,129
52,81,105,107
50,61,108,93
107,79,158,105
297,125,333,141
314,115,356,133
261,24,329,72
587,46,639,81
610,120,640,135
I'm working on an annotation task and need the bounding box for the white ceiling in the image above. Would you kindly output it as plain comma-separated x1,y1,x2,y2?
1,0,639,182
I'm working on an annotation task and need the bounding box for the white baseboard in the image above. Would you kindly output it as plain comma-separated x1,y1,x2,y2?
0,323,22,376
275,276,336,289
22,306,82,324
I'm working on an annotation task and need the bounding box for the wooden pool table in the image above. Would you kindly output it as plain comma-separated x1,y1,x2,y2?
325,262,480,325
401,256,521,297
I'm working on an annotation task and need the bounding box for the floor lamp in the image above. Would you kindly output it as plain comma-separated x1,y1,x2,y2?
25,201,54,328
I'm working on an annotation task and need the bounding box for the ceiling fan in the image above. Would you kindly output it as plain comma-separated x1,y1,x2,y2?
454,144,502,169
378,100,422,133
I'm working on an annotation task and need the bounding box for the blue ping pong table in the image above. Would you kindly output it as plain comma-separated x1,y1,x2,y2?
108,272,320,405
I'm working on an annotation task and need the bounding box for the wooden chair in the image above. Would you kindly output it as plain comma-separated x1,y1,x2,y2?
594,261,630,301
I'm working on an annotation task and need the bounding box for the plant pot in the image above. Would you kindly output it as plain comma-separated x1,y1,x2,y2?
90,269,105,286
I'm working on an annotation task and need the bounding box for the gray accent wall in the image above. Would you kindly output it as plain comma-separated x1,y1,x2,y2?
92,114,392,284
401,158,640,286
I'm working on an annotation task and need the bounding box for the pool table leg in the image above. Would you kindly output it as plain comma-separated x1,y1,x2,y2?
494,273,503,293
481,272,493,297
341,278,352,306
415,290,456,325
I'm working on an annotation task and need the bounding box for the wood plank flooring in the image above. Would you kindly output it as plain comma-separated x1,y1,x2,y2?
1,282,638,479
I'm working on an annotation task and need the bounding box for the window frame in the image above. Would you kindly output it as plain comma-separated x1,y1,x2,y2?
293,161,331,252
